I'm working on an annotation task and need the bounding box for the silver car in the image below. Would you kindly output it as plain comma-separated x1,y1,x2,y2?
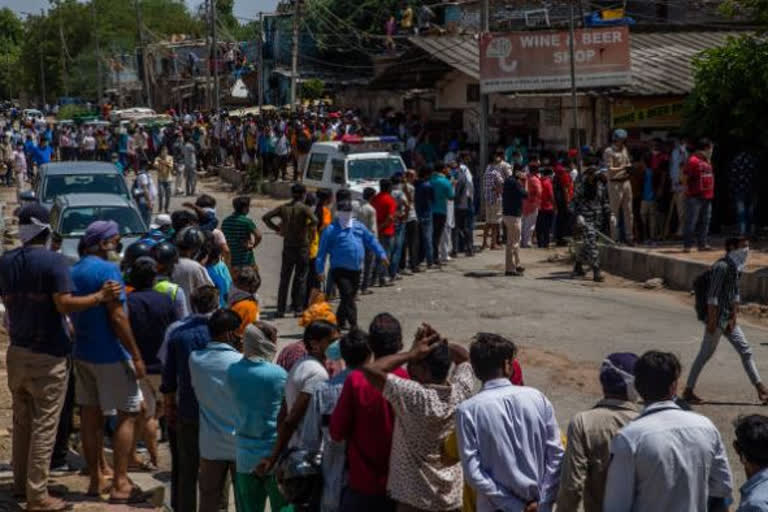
50,193,147,264
22,161,131,210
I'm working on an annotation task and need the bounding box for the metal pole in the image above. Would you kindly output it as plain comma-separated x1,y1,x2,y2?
40,9,47,106
290,0,299,111
135,0,151,108
58,2,69,97
569,0,583,171
204,0,212,110
212,0,220,112
93,1,103,105
258,11,264,109
478,0,489,188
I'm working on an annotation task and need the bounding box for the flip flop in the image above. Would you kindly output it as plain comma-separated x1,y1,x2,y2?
26,498,73,512
85,483,113,498
128,460,159,472
108,486,149,505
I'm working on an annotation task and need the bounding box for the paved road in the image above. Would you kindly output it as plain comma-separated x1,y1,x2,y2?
2,173,766,510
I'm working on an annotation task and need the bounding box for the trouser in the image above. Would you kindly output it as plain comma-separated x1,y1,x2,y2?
432,213,447,263
185,166,197,196
331,268,361,328
686,324,761,389
158,180,171,212
521,209,538,247
403,219,420,270
577,220,600,268
608,180,634,242
234,473,289,512
198,458,236,512
377,235,394,284
262,153,275,180
640,200,658,241
361,249,376,291
51,368,75,468
278,246,309,314
536,210,554,248
296,153,308,180
453,208,473,255
439,218,452,262
138,202,151,227
389,223,406,278
418,216,434,266
174,167,184,195
167,423,179,511
7,345,69,504
684,197,712,249
277,154,289,180
176,418,200,512
503,216,522,272
672,190,686,236
734,191,755,237
306,257,320,308
340,487,396,512
555,205,571,243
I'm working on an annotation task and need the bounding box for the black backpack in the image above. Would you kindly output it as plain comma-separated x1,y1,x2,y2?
693,258,736,322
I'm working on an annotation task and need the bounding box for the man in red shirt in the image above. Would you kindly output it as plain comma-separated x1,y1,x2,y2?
370,179,397,287
683,138,715,252
536,164,556,248
522,160,542,248
330,313,407,512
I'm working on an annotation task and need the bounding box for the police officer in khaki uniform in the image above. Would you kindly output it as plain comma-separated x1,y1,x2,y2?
602,129,633,244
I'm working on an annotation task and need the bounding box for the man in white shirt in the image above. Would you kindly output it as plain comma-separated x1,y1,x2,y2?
170,227,214,312
456,333,563,512
603,350,733,512
668,136,689,237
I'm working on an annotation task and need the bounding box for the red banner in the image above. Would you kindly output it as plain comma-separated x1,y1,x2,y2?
480,27,631,93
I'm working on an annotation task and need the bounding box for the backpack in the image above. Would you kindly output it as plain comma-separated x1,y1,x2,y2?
693,258,736,322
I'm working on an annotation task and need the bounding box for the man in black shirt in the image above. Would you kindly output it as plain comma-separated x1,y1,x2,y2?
0,204,119,511
502,170,528,276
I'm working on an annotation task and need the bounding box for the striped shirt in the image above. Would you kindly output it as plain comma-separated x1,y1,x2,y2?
221,213,257,267
707,258,739,329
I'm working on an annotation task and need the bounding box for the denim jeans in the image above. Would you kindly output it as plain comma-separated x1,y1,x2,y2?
453,207,473,255
361,249,376,291
418,216,434,266
376,235,394,284
734,192,754,237
403,219,420,271
684,197,712,249
389,223,406,278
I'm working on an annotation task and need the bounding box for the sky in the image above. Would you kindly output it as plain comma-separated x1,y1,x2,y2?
5,0,278,22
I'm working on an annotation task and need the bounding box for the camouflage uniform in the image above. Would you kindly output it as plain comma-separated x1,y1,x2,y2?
573,175,611,268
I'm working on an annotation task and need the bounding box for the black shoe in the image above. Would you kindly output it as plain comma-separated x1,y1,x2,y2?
361,289,373,295
571,263,586,277
505,270,521,277
516,266,525,274
274,312,286,319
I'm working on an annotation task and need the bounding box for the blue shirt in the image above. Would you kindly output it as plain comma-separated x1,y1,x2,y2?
430,173,455,215
206,261,232,308
189,341,242,461
315,219,386,274
642,168,655,201
226,358,287,473
414,179,434,218
31,145,53,166
71,256,129,364
739,468,768,511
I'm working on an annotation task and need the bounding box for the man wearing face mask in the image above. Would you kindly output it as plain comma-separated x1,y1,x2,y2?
0,207,121,512
572,165,612,282
556,353,640,512
684,237,768,404
70,220,148,503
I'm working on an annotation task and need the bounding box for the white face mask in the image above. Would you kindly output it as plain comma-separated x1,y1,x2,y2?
337,211,354,228
729,247,749,272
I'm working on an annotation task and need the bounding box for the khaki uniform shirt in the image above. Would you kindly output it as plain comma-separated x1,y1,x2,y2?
603,145,632,181
556,398,640,512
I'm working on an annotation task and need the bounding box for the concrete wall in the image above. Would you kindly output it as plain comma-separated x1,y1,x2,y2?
600,246,768,303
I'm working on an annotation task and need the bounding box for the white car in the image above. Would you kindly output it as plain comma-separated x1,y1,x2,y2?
22,109,44,123
302,136,407,199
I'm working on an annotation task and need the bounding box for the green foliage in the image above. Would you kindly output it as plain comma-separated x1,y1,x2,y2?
301,78,325,100
57,104,90,120
720,0,768,29
303,0,402,53
683,35,768,147
0,8,24,99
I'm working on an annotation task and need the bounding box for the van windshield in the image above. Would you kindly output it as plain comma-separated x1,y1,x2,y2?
347,157,405,181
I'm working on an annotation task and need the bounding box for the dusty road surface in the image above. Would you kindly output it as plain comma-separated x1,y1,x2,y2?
1,173,766,510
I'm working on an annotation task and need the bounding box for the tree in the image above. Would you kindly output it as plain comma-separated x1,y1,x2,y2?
301,78,325,100
0,8,24,99
683,35,768,147
720,0,768,29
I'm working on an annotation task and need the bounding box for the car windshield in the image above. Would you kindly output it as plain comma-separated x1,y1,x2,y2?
347,157,405,181
44,174,129,202
59,206,145,237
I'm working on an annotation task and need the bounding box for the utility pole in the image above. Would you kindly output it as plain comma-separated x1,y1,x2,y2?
57,2,69,97
478,0,489,193
568,0,582,171
93,1,103,105
211,0,220,111
203,0,212,110
40,9,46,106
290,0,300,111
258,11,264,109
135,0,151,108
